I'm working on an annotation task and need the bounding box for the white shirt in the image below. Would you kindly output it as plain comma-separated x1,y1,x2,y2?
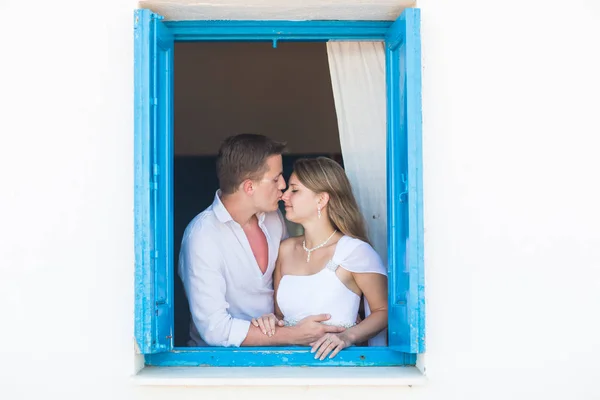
178,191,287,347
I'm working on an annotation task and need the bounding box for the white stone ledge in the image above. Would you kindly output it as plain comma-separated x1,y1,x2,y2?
133,366,426,386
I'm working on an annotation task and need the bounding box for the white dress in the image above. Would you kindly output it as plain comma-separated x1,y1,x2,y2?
276,235,388,346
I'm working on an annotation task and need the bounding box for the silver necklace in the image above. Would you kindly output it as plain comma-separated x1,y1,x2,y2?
302,230,337,263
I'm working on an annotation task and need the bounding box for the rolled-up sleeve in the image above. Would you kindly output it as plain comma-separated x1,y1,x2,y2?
179,229,250,347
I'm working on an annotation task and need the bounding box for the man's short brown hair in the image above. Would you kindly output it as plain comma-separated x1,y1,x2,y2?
216,134,286,195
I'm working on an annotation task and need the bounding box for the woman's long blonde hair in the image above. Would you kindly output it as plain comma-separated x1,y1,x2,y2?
293,157,369,244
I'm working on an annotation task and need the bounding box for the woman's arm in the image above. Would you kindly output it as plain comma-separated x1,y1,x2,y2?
311,272,388,360
341,272,388,344
273,256,284,320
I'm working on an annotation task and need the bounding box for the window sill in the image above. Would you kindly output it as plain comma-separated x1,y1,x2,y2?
132,366,426,386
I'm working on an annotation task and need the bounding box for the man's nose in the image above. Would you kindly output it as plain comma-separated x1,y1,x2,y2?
278,176,287,190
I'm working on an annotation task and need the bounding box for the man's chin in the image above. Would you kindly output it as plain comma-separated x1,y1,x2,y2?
262,203,280,213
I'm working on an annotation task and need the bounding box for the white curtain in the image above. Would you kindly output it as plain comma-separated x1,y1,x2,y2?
327,41,388,346
326,41,387,264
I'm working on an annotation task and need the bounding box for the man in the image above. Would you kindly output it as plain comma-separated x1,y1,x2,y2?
178,133,344,347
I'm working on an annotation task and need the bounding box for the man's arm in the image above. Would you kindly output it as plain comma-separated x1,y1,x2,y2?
241,314,346,346
180,231,250,347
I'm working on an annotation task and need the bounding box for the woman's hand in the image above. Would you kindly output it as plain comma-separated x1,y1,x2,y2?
311,332,353,360
251,313,284,337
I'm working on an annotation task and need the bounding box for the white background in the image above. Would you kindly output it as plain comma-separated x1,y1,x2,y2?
1,0,599,398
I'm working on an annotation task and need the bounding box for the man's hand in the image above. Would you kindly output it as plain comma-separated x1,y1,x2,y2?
291,314,346,345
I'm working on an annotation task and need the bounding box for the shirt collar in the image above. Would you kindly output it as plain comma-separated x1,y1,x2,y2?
212,190,267,225
212,190,232,223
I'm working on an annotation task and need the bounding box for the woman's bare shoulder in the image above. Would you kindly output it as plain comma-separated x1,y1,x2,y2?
277,237,302,276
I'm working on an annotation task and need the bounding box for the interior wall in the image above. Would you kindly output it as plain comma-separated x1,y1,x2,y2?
174,42,342,155
172,41,342,345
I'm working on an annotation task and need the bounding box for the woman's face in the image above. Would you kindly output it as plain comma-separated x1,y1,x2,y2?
281,173,320,224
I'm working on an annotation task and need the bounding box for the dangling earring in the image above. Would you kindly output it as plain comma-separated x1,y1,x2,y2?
317,207,322,219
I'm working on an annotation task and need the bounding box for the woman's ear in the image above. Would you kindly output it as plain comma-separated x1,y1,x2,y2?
319,192,330,207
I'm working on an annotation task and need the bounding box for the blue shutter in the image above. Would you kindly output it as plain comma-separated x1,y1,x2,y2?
385,8,425,353
134,9,174,354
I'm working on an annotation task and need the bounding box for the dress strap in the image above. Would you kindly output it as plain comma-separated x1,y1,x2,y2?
325,259,339,272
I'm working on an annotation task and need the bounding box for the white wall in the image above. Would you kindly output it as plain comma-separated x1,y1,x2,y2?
1,0,599,399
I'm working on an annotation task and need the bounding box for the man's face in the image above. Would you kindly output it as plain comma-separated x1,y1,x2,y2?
252,155,286,213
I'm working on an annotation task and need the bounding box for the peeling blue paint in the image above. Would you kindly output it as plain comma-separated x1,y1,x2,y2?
164,20,393,41
134,8,174,354
134,7,425,365
146,347,414,367
385,9,425,354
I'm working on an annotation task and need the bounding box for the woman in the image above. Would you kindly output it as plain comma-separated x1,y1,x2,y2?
252,157,388,360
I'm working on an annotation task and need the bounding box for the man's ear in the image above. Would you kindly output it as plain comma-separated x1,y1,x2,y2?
242,179,254,195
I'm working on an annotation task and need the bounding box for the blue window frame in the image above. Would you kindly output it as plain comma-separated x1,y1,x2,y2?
134,7,424,367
